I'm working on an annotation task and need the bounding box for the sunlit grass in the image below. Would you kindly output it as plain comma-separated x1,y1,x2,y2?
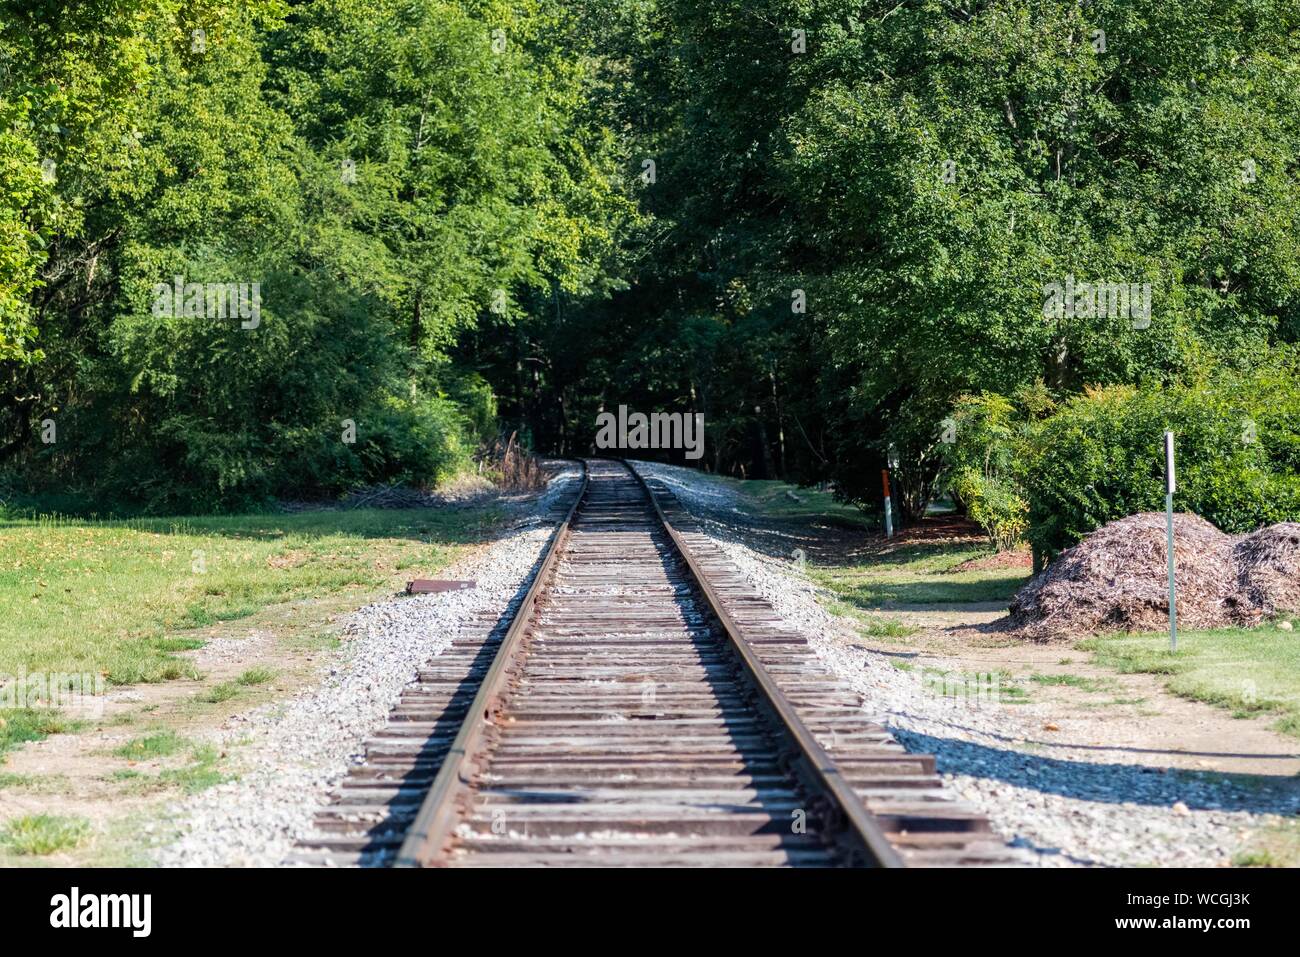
0,506,496,685
159,745,229,794
109,733,230,796
1080,624,1300,737
199,682,240,703
1029,673,1118,693
0,709,83,757
649,466,878,530
235,666,274,686
861,616,918,638
732,479,877,530
113,730,189,759
1232,819,1300,867
0,814,89,856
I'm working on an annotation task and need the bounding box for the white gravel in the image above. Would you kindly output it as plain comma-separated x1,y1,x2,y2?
632,460,1300,867
152,466,580,867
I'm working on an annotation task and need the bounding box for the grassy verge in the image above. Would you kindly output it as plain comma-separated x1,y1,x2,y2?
0,710,83,758
649,466,878,530
681,469,1027,627
813,540,1029,611
1233,819,1300,867
0,493,512,866
0,814,89,856
729,478,878,530
1080,623,1300,738
0,504,499,686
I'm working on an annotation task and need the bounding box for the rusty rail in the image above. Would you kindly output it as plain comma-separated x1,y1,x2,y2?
622,461,904,868
392,460,590,867
392,457,899,868
289,457,1023,867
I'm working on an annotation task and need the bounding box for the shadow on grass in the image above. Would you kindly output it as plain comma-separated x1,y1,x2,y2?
827,574,1026,608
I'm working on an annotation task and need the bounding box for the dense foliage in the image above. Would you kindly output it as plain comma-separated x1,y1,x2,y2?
481,0,1300,552
0,0,624,510
948,363,1300,563
1023,363,1300,558
4,1,1300,548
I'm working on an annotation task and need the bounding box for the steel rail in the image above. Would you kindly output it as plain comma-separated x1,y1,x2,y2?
394,456,903,867
622,459,905,868
393,460,590,867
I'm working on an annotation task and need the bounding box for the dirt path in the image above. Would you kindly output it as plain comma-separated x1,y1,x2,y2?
851,604,1300,780
0,551,490,865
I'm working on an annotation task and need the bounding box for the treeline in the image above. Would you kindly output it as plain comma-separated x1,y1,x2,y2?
480,0,1300,560
5,2,1300,557
0,0,627,511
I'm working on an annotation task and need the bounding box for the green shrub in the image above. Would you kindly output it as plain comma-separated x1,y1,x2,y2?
945,392,1032,551
1021,361,1300,559
957,471,1029,552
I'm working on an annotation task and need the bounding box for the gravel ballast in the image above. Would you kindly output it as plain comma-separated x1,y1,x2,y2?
153,466,580,867
632,460,1300,868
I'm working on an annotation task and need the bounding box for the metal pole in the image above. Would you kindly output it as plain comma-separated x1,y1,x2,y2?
1165,431,1177,652
881,469,894,539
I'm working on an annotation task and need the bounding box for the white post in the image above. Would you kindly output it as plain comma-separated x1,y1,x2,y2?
881,469,894,539
1165,431,1177,653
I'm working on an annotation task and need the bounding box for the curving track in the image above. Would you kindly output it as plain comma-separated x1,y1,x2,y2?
289,459,1027,867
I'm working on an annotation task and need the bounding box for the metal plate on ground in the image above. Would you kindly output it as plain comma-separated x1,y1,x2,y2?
405,579,476,595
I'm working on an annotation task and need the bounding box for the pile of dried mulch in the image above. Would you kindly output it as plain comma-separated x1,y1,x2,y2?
1233,522,1300,617
1002,513,1300,640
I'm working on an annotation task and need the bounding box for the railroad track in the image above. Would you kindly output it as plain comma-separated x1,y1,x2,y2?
289,459,1027,867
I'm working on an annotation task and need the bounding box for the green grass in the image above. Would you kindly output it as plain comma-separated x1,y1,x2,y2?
152,636,205,653
236,666,274,686
919,667,1029,704
1029,673,1117,693
108,733,230,796
199,682,240,703
0,505,496,686
858,617,916,639
0,772,69,793
730,478,878,530
0,814,89,855
813,540,1028,609
1233,850,1286,867
0,709,82,756
159,745,228,793
664,468,878,530
112,730,188,759
1231,820,1300,867
1080,624,1300,737
681,470,1023,609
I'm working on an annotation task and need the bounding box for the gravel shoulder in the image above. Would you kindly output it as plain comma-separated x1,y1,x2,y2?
632,460,1300,868
150,464,581,866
